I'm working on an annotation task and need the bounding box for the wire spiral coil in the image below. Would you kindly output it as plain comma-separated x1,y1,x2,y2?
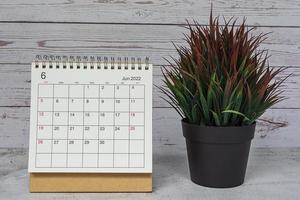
33,55,150,70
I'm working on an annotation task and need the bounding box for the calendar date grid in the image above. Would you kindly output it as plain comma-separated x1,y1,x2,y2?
35,83,145,169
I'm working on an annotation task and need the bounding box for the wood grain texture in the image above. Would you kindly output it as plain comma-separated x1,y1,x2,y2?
0,24,299,66
0,107,297,148
0,0,299,149
0,23,298,108
0,0,300,26
0,64,298,108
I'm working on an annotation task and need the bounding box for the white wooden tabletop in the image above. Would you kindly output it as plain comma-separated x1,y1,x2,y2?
1,146,300,200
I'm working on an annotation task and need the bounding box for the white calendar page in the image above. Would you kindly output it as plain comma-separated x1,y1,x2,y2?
28,60,152,173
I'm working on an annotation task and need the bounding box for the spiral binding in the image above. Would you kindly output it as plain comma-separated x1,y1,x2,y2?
33,55,150,70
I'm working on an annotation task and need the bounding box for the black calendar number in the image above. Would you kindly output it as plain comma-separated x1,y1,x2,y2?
100,126,105,131
69,140,74,144
53,140,59,144
54,126,60,131
84,140,90,144
41,72,46,79
85,126,90,131
100,140,105,144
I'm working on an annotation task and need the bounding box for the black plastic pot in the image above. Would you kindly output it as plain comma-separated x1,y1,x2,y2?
182,119,256,188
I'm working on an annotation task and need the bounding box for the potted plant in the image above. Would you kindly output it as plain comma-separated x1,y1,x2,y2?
159,12,288,188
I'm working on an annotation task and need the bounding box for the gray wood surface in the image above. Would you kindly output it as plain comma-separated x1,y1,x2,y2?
0,0,300,26
1,147,300,199
0,64,298,108
0,24,299,66
0,1,300,198
0,0,299,149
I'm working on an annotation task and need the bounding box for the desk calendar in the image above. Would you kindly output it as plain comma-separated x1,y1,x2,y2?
28,56,152,192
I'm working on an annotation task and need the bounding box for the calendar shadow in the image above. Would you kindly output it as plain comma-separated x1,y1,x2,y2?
152,148,190,189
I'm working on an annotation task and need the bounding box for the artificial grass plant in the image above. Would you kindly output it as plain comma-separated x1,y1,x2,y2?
159,13,289,126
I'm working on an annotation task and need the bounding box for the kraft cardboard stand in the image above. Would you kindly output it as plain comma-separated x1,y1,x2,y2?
30,173,152,192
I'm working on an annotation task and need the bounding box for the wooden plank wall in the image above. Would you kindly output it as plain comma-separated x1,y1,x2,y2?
0,0,299,148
